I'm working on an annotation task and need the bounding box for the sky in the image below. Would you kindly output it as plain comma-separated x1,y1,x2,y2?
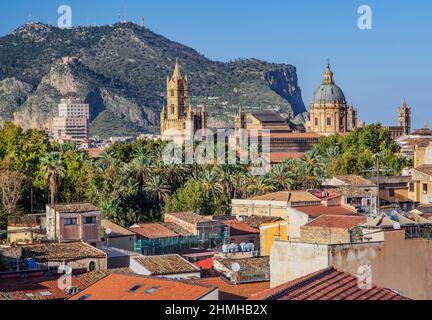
0,0,431,129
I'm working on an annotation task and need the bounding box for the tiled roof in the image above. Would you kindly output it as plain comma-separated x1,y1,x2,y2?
75,268,134,287
132,255,200,275
250,191,321,203
0,274,87,300
220,220,259,236
325,186,376,197
304,215,366,229
69,273,216,300
194,258,214,270
102,219,135,237
22,242,106,261
334,175,375,186
243,216,283,228
294,205,356,217
129,223,179,239
193,277,270,300
369,176,412,185
259,132,321,139
270,152,303,163
216,257,270,283
47,203,99,213
415,165,432,176
161,222,194,236
249,268,409,300
166,212,212,224
85,148,104,159
250,112,287,123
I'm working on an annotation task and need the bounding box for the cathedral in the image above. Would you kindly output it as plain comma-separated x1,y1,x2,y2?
160,60,206,143
306,63,358,135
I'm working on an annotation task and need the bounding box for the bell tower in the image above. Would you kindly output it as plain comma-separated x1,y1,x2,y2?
398,99,411,135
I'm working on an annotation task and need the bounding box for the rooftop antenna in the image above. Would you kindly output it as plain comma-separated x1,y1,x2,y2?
424,120,429,129
140,16,145,28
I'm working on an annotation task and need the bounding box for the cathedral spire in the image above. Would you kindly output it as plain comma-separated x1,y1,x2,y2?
172,59,182,79
323,60,334,84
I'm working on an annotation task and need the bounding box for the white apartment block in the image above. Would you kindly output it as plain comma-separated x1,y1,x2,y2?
52,98,90,144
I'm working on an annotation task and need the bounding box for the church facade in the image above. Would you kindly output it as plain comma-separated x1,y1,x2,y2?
160,61,206,143
306,63,358,135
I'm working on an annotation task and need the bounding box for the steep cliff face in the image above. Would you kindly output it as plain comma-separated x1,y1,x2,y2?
0,78,33,123
0,22,307,137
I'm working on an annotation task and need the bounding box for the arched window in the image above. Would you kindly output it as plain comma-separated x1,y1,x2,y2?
89,261,96,271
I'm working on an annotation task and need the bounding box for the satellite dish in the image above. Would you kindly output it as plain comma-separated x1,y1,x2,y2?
231,263,241,272
105,228,112,235
393,222,401,230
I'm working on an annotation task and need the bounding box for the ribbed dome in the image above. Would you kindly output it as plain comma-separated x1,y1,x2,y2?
312,83,346,104
312,63,346,105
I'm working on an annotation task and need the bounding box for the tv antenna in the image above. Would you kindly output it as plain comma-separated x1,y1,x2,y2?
362,154,395,216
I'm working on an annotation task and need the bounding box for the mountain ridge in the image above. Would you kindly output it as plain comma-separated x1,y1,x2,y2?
0,22,307,137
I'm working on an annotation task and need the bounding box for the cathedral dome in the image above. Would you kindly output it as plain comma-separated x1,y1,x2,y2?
312,63,346,105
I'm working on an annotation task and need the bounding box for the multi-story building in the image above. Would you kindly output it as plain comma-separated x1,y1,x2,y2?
46,203,101,247
52,97,90,144
160,60,206,144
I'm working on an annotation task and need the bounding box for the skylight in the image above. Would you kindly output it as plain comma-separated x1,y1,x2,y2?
145,286,161,294
39,291,52,296
77,294,91,301
129,284,143,293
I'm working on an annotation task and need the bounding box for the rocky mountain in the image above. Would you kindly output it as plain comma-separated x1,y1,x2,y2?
0,22,307,137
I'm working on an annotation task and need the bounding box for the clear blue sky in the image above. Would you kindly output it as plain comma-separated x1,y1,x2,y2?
1,0,431,129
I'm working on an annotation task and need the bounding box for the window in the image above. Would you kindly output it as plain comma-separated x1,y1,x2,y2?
327,117,332,126
89,261,96,271
83,217,97,224
145,286,161,294
170,89,175,97
409,183,415,192
129,284,143,292
423,184,428,194
64,218,78,226
314,118,318,126
389,189,395,197
77,294,91,301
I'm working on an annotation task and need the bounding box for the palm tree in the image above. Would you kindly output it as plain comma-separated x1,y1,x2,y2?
300,150,326,189
144,175,170,209
268,164,294,191
197,169,224,202
248,176,275,196
39,152,65,204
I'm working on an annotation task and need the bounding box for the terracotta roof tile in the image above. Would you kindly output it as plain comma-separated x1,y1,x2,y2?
249,268,409,300
303,215,366,229
193,277,270,300
69,273,216,300
47,203,99,213
220,220,260,236
75,268,134,287
243,216,284,228
21,242,106,261
250,191,321,203
166,212,212,225
129,223,179,239
132,255,200,275
415,165,432,176
102,219,135,237
294,205,356,217
0,274,87,300
270,152,303,163
334,175,375,186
